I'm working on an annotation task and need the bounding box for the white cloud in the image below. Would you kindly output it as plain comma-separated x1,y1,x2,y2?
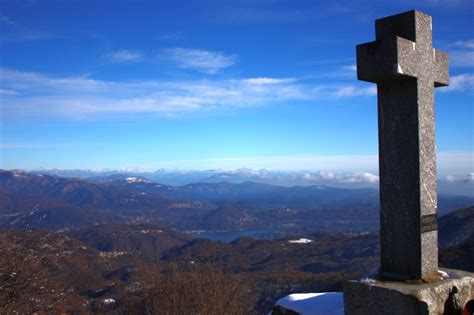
0,69,305,117
416,0,471,8
0,89,17,96
450,51,474,67
150,154,379,171
444,175,456,183
0,15,16,26
437,152,474,175
449,39,474,67
332,85,376,97
342,64,357,72
0,142,106,149
466,173,474,183
155,32,184,41
104,50,142,63
317,171,336,180
0,68,109,91
0,68,376,118
452,40,474,50
243,77,295,85
167,157,469,185
439,173,474,184
162,47,237,74
442,74,474,92
339,172,379,184
0,15,51,43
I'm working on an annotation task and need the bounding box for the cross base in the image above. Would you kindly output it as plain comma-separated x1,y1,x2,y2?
379,270,443,282
343,269,474,315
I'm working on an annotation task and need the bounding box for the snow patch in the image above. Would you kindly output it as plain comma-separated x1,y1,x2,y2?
99,251,127,258
103,298,115,304
125,177,150,183
140,229,163,234
438,269,449,279
360,278,377,285
274,292,343,315
289,238,313,244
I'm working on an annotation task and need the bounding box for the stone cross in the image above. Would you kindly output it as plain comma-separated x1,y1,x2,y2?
356,10,449,280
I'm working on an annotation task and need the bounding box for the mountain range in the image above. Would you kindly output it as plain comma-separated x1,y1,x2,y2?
1,169,473,234
25,168,474,196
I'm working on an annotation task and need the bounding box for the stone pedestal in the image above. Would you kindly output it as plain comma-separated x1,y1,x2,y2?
343,269,474,315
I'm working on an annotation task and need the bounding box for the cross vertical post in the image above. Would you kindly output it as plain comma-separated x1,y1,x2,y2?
356,10,449,280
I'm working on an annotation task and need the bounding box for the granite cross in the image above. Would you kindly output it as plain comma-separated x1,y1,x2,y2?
356,10,449,280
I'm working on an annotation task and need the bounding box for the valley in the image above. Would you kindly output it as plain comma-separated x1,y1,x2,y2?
0,169,472,313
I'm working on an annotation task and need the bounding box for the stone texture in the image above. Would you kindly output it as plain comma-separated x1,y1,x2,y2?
356,10,449,280
343,269,474,315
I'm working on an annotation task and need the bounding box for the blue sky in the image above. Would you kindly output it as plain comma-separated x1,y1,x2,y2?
0,0,473,177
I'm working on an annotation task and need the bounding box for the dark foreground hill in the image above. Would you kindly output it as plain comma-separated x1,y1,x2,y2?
1,212,471,314
438,206,474,248
0,230,130,313
438,206,474,273
0,228,378,314
439,239,474,272
67,224,192,260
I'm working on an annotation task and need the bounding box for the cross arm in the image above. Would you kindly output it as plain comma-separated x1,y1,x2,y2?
356,39,399,84
357,36,449,87
397,37,449,87
433,49,449,87
356,37,416,84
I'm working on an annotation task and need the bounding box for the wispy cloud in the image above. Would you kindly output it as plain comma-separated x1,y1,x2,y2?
0,15,16,26
332,85,376,97
150,154,379,172
0,89,17,96
440,173,474,183
209,3,354,26
437,152,474,175
449,39,474,67
468,173,474,183
0,142,107,149
214,7,310,25
162,152,471,178
442,73,474,92
155,32,184,41
104,50,142,63
338,172,379,184
452,40,474,50
162,47,237,74
302,63,358,80
451,51,474,67
0,15,51,43
342,64,357,72
0,68,378,119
